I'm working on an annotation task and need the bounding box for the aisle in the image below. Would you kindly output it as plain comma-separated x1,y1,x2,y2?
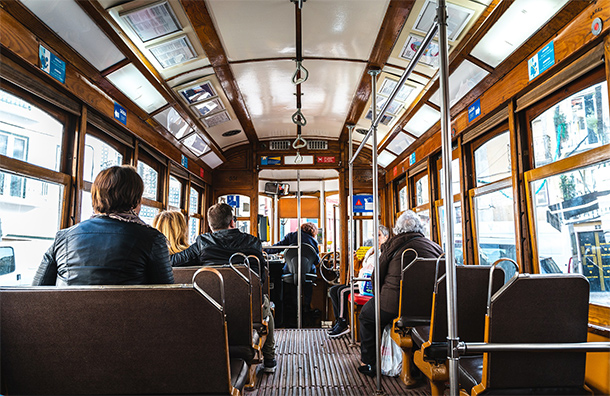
246,328,431,396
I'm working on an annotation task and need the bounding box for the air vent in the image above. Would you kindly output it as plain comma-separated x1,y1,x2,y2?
356,128,368,135
269,140,292,150
222,129,241,137
307,140,328,150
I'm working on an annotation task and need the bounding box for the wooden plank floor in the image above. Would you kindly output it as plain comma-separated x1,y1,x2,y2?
246,329,431,396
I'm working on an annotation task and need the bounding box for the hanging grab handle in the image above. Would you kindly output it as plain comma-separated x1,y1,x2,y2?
292,136,307,150
294,150,304,163
292,61,309,85
292,108,307,127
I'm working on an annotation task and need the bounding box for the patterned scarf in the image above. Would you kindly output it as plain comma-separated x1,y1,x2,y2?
93,210,151,228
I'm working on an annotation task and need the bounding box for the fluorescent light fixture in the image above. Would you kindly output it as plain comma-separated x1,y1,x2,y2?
405,104,440,137
201,151,223,169
384,100,404,115
178,80,217,104
20,0,125,71
414,0,474,41
386,132,415,155
365,111,394,126
183,132,208,156
429,60,488,107
192,98,224,117
120,1,181,42
378,150,397,167
471,0,570,67
153,107,191,139
148,35,196,69
399,34,444,69
203,110,231,128
106,64,167,113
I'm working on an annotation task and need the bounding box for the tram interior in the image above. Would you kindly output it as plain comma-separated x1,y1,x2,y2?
1,0,610,395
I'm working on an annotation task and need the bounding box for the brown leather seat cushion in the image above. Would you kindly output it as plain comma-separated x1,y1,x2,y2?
458,355,483,393
411,325,430,349
230,358,249,392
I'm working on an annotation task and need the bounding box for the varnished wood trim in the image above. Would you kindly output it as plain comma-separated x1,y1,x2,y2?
0,155,71,186
469,177,512,197
73,105,88,225
100,58,130,78
180,0,258,146
525,144,610,183
508,100,524,270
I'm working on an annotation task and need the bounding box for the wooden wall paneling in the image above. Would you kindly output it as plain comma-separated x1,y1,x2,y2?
460,136,475,266
71,105,88,225
338,168,348,283
508,100,525,273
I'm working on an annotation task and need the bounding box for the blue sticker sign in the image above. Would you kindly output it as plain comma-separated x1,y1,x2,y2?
39,45,66,84
353,195,374,213
261,156,282,165
114,102,127,125
227,195,240,208
468,98,481,122
528,41,555,81
409,152,416,166
181,155,188,168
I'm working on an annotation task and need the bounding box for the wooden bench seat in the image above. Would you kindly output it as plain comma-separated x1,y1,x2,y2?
0,276,246,395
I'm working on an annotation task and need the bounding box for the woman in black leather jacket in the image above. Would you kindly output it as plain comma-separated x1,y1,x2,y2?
32,165,174,286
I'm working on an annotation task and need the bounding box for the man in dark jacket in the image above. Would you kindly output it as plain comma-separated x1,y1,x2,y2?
358,210,443,377
171,203,276,373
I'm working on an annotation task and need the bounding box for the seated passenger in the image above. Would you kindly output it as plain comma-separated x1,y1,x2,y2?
153,210,189,254
265,222,320,272
171,203,277,373
328,225,391,338
358,210,442,377
32,165,174,286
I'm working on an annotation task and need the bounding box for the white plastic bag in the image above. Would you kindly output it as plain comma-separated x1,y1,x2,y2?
380,324,402,377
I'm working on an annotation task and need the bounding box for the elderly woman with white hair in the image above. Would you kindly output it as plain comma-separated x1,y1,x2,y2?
358,210,443,377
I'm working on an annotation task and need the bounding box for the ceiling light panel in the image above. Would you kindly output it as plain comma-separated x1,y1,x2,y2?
471,0,570,68
405,104,440,137
106,64,167,113
378,150,397,168
153,107,192,139
429,60,488,107
232,59,366,140
20,0,125,71
386,132,415,155
148,35,197,69
201,151,223,169
414,0,475,42
182,132,209,157
192,98,225,118
120,1,181,42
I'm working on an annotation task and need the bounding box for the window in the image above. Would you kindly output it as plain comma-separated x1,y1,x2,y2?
438,157,460,199
415,208,431,239
218,194,250,233
325,194,340,252
437,201,463,264
168,176,182,209
188,185,203,244
474,131,511,186
139,205,160,225
411,171,431,238
136,151,164,225
0,88,63,172
137,160,159,201
415,174,429,206
531,80,609,168
83,134,124,183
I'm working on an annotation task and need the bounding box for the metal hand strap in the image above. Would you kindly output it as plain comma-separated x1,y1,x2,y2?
292,60,309,85
292,108,307,127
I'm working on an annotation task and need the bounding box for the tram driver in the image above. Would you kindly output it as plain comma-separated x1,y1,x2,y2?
358,210,442,377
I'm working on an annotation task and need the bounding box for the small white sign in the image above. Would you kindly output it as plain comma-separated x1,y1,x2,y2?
284,155,314,165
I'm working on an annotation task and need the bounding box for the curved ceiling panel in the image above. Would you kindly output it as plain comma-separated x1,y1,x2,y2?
232,59,366,140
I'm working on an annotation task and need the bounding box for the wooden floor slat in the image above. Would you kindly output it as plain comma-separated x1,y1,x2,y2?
245,329,431,396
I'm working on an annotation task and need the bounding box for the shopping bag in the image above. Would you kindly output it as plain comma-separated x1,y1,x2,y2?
380,324,402,377
359,271,373,296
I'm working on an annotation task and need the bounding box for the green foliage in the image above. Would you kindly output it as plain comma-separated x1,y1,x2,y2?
559,174,576,201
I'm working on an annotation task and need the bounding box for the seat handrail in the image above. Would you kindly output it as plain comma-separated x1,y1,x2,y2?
247,254,262,279
400,248,419,272
458,341,610,354
192,267,225,312
486,258,519,314
228,252,252,285
434,253,446,284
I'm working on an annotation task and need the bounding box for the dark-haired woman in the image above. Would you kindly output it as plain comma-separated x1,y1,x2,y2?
33,165,174,286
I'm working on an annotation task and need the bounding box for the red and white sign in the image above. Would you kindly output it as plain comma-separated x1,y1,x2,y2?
317,156,336,163
200,168,204,178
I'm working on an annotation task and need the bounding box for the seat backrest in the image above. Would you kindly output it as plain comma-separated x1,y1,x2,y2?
399,257,446,327
173,266,200,284
485,274,590,390
283,244,318,285
0,284,232,395
431,265,505,343
194,266,253,348
235,265,263,324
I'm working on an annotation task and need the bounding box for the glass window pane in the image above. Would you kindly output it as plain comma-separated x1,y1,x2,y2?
531,160,610,307
137,161,158,201
439,158,460,198
416,208,431,239
218,194,250,217
416,175,429,206
0,89,63,172
398,185,408,212
326,195,340,252
168,176,181,209
474,131,511,186
439,201,463,264
0,172,63,285
83,135,123,183
531,81,610,168
81,190,93,221
236,220,250,234
473,187,517,272
188,217,200,244
189,187,199,214
139,205,159,225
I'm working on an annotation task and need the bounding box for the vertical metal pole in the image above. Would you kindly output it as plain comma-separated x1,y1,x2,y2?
333,205,338,269
273,194,279,244
348,125,356,345
297,169,302,329
320,180,325,248
437,1,459,395
368,68,383,392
